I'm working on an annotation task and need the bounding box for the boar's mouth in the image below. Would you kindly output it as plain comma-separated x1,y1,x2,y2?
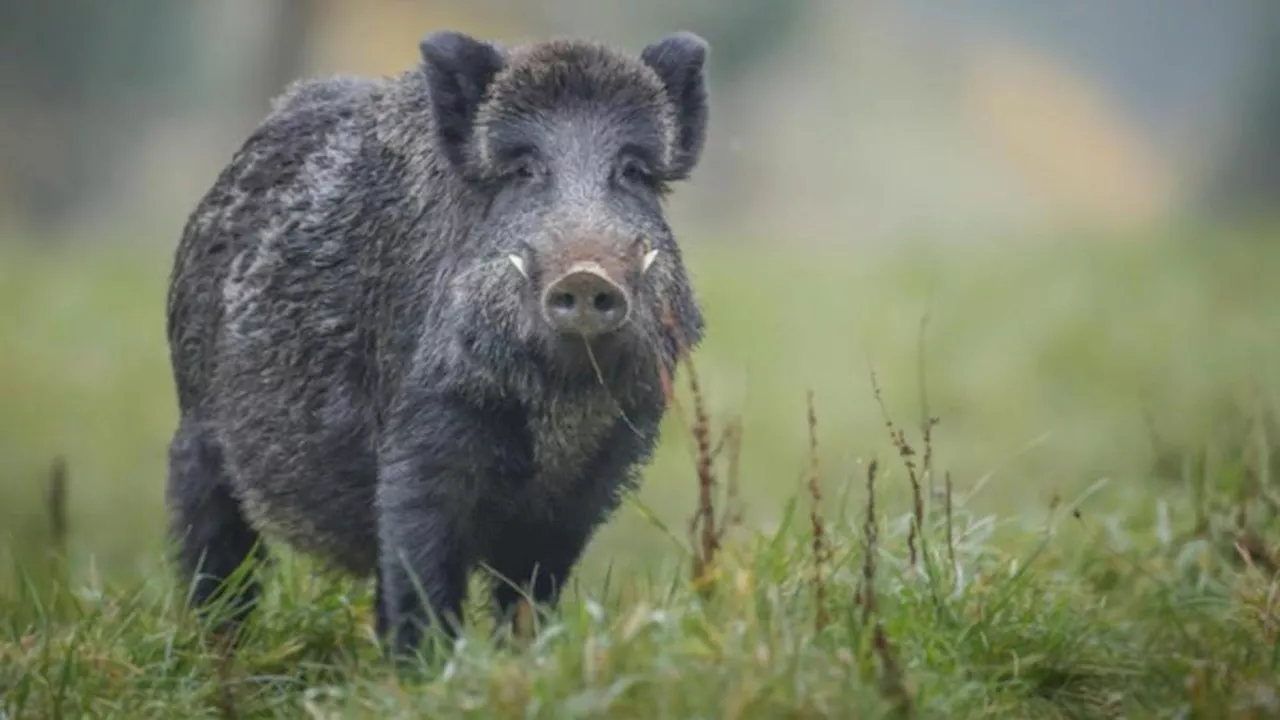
543,327,646,385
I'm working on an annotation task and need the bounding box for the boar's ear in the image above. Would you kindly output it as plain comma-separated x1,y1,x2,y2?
419,31,506,171
641,31,710,180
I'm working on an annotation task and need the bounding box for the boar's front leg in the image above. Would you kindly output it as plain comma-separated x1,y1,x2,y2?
375,497,469,659
488,515,597,629
489,416,659,633
374,393,499,660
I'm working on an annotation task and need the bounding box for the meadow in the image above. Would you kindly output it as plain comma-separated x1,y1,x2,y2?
2,224,1278,717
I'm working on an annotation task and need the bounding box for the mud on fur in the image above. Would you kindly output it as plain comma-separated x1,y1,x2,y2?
164,29,711,659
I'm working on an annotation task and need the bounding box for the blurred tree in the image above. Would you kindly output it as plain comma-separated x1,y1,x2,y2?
255,0,322,115
0,0,324,243
0,0,200,241
1201,6,1280,224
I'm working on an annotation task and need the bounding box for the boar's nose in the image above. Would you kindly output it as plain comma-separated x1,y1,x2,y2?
541,265,630,337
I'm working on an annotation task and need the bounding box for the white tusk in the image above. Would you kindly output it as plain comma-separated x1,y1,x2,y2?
642,249,659,273
507,254,527,278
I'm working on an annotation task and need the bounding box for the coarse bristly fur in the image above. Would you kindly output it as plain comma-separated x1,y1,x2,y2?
164,30,710,657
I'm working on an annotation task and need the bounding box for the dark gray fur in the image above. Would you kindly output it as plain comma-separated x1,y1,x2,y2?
164,30,709,656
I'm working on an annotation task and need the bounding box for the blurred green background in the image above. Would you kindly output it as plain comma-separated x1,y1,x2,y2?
2,0,1278,597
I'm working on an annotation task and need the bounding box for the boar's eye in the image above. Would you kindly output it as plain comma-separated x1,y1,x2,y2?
616,152,657,191
513,156,540,181
500,144,546,182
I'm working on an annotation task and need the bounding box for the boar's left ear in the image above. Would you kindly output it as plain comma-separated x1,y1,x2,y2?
419,31,507,172
641,31,710,180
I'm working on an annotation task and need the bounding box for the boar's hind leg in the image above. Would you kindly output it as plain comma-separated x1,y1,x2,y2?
166,415,266,632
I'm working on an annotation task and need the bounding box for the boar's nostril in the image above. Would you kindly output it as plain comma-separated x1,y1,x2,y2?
551,292,576,312
542,269,630,338
592,292,617,313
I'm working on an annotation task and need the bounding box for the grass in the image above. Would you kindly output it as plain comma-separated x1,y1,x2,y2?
2,224,1280,716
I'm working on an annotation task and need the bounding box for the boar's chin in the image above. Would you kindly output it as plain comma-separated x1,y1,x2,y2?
539,327,646,378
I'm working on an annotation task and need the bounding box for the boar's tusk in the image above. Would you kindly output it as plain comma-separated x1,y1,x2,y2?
642,249,659,273
507,254,527,278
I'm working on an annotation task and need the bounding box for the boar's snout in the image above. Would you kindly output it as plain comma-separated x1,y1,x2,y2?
540,262,630,338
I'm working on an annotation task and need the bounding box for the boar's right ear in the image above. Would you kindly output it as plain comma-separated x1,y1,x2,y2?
419,31,506,171
641,32,710,180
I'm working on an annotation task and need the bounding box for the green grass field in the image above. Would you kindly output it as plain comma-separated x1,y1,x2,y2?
2,226,1279,717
